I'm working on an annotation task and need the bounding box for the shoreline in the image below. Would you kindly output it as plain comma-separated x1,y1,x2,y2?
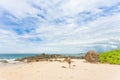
0,53,84,64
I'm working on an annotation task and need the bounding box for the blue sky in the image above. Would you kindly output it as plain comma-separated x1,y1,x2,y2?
0,0,120,53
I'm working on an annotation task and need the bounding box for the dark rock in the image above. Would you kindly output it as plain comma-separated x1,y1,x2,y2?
0,60,8,63
15,58,25,62
61,66,66,68
73,65,76,67
49,59,53,62
14,53,84,63
85,50,98,63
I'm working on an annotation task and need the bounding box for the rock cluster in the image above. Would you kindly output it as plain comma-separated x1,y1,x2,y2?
84,50,98,63
15,54,64,63
15,53,83,63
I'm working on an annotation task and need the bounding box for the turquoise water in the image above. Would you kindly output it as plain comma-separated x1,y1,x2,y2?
0,54,38,59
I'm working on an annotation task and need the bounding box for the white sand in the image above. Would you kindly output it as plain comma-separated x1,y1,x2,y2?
0,59,120,80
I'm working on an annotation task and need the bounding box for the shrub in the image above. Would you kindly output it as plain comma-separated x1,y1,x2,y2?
98,49,120,64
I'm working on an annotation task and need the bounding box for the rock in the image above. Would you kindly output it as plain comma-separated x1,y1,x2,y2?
85,50,98,63
15,58,26,62
73,65,76,67
14,53,83,63
49,59,53,62
61,66,66,68
0,60,8,63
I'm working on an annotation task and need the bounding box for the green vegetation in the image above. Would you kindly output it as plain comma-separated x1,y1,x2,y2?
99,49,120,65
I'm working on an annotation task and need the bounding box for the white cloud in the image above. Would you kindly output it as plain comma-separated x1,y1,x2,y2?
33,12,120,53
0,0,120,53
60,0,120,16
0,0,40,19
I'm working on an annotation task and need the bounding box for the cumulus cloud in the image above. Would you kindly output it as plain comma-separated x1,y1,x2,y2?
0,0,120,53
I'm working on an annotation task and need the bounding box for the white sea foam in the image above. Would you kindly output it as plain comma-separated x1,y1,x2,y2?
7,59,16,63
0,58,20,64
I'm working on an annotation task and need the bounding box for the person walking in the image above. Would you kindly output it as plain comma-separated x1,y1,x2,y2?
67,57,72,68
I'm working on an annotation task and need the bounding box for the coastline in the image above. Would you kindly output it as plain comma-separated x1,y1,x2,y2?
0,53,84,65
0,59,120,80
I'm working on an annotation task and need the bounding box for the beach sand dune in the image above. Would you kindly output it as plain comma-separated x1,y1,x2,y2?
0,59,120,80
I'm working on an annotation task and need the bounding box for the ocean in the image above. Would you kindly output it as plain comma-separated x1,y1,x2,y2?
0,54,38,64
0,54,38,59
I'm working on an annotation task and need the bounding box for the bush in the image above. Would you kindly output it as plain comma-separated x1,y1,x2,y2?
98,49,120,64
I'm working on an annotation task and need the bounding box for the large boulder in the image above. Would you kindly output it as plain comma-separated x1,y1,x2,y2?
85,50,98,63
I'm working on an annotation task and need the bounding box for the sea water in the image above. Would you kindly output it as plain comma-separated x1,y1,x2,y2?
0,54,38,64
0,54,38,59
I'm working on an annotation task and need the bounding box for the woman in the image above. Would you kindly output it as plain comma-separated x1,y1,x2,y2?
67,57,72,68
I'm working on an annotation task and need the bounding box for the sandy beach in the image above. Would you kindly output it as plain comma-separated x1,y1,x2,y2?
0,59,120,80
